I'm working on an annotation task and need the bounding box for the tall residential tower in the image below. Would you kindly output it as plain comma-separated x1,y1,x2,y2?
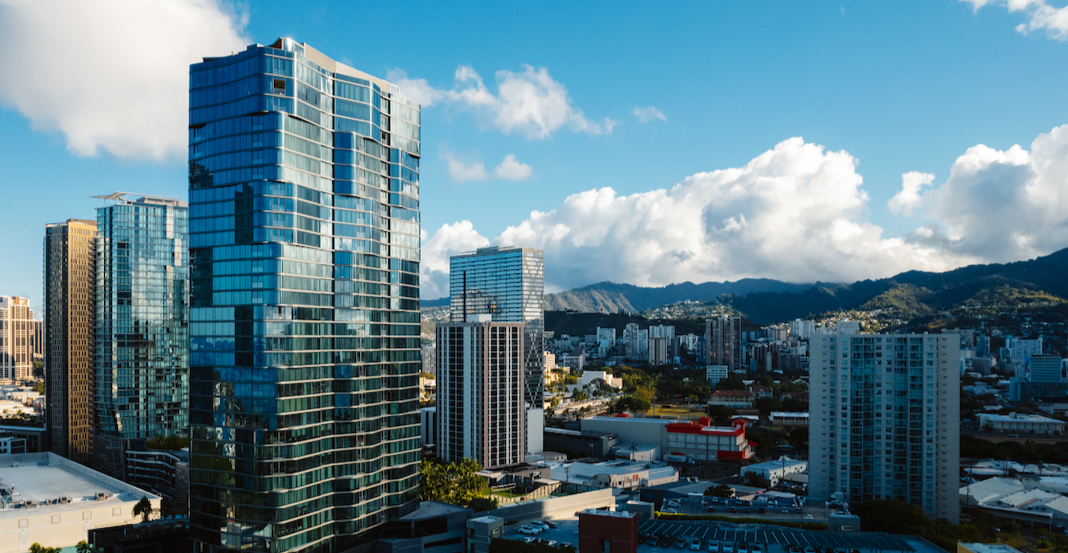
436,315,525,469
93,192,189,478
809,330,959,523
44,218,97,464
449,246,544,454
0,296,36,382
188,39,422,552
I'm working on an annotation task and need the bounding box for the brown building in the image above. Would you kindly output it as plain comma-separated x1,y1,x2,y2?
0,296,36,382
578,509,638,553
44,218,97,465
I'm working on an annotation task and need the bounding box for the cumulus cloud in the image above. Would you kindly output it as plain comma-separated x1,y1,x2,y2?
904,124,1068,261
422,136,982,296
493,154,533,181
0,0,249,160
420,221,490,299
632,106,667,123
888,171,936,216
388,65,618,139
440,151,488,182
962,0,1068,40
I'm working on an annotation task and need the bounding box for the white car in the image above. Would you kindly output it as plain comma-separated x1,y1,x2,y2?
530,521,550,530
723,544,734,553
690,538,703,551
524,538,537,544
519,526,540,535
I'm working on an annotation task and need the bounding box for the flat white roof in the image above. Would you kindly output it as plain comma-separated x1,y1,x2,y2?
0,453,158,518
978,413,1065,423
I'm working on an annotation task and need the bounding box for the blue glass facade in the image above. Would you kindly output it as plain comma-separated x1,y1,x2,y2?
188,38,421,553
94,193,189,473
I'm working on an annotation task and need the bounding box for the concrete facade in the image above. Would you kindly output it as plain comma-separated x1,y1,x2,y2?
809,331,960,524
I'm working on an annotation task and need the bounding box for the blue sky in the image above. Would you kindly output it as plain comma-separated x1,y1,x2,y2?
1,0,1067,306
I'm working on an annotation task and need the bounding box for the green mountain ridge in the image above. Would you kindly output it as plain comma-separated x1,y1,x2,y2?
543,247,1068,326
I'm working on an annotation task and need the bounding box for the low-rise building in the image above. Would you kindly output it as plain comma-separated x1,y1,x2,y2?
548,460,678,491
706,366,728,386
769,411,809,426
740,456,808,487
578,370,622,390
377,502,472,553
977,413,1066,435
663,419,754,462
707,389,754,409
0,452,162,552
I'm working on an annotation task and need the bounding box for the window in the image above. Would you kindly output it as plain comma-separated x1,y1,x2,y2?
19,519,28,528
273,79,286,93
113,507,122,516
52,515,61,524
83,511,92,520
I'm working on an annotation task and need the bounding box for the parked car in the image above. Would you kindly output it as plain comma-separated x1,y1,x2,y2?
675,538,687,549
519,526,538,535
559,543,572,549
707,540,720,552
523,538,536,544
723,543,734,553
804,546,816,553
659,535,674,547
691,538,703,551
752,545,763,553
547,541,558,547
739,544,749,553
530,521,550,530
543,520,558,529
805,514,814,520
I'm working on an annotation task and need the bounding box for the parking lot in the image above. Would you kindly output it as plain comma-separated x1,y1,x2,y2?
636,520,918,553
502,516,581,549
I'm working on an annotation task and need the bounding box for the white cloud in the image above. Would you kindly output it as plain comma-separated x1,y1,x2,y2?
963,0,1068,40
632,106,667,123
440,151,488,182
420,221,490,299
388,64,618,139
905,124,1068,261
0,0,249,161
493,154,533,181
888,171,936,216
423,136,981,296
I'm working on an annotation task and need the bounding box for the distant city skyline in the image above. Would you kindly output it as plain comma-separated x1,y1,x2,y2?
2,0,1068,304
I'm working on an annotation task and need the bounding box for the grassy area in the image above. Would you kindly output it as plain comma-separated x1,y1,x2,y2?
489,490,523,499
650,406,705,419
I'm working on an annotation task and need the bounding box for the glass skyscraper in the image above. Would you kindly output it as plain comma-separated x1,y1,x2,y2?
188,38,422,552
449,246,544,408
93,192,189,478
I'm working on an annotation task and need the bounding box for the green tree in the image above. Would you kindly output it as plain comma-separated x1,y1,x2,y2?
704,484,734,498
132,496,154,523
33,379,45,395
76,541,93,553
419,457,451,502
788,427,809,450
467,496,498,512
452,457,488,504
706,405,736,425
744,471,766,488
753,397,783,418
30,544,60,553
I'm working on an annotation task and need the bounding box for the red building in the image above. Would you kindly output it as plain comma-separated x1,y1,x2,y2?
663,418,754,462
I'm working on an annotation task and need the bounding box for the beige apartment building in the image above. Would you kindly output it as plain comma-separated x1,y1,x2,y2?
0,296,36,382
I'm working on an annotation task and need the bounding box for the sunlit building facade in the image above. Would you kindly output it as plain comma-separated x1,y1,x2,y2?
449,246,544,407
0,296,36,382
188,38,422,552
44,218,97,465
93,192,189,478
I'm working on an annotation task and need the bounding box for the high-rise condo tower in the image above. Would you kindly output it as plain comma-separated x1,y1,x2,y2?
188,38,422,552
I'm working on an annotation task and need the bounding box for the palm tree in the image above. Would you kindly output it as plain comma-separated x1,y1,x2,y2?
29,544,60,553
132,496,153,523
76,540,93,553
